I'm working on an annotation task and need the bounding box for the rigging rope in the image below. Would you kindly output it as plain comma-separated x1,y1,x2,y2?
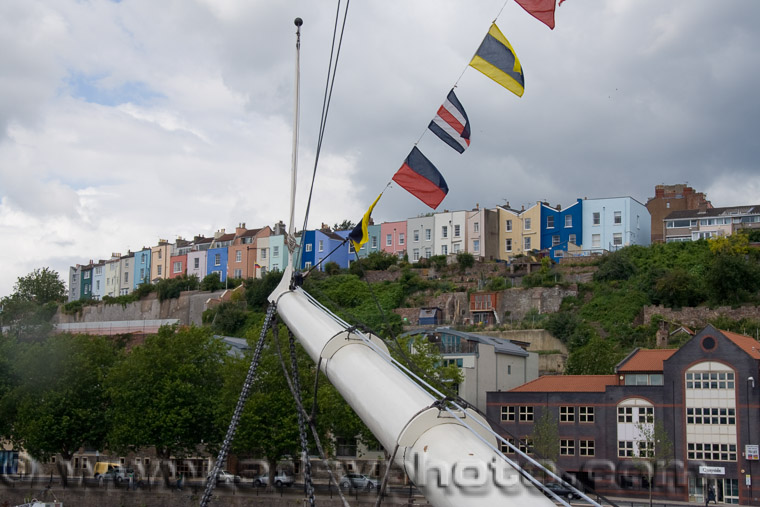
199,302,277,507
295,0,351,271
273,321,352,507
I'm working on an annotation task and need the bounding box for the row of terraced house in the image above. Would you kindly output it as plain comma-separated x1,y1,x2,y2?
68,196,655,302
67,191,760,302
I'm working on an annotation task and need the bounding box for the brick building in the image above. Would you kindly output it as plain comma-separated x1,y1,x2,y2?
487,326,760,505
646,184,712,243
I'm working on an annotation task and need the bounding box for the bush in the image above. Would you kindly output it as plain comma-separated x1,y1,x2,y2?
456,252,475,271
201,273,224,291
324,262,341,275
155,275,200,301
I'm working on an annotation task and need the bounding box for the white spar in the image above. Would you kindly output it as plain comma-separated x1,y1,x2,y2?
269,266,555,507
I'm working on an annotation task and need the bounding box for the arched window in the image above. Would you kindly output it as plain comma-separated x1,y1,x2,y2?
616,398,654,458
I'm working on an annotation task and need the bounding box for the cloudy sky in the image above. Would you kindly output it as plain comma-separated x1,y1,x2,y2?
1,0,759,296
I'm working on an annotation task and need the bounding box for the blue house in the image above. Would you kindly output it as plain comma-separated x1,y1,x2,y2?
133,249,151,288
540,199,583,262
300,229,353,271
207,247,228,282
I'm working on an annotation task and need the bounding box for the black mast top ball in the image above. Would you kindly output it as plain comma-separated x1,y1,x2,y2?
294,17,303,27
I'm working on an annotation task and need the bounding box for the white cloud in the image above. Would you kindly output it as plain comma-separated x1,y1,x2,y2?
1,0,760,295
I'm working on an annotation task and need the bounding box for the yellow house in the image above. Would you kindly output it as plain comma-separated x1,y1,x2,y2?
150,239,173,282
497,202,541,260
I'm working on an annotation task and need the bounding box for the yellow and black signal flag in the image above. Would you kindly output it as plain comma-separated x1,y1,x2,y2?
348,193,383,252
469,23,525,97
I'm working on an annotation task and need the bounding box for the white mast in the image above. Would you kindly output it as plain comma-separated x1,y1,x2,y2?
269,267,560,507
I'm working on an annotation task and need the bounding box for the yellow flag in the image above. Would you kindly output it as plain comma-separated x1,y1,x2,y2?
348,193,382,252
469,24,525,97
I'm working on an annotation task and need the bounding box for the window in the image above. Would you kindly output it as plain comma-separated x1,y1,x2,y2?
84,271,91,279
560,439,575,456
505,238,512,252
593,212,600,225
318,240,324,252
425,248,431,259
507,365,512,375
560,406,575,422
194,258,200,269
501,438,516,454
442,226,448,238
413,249,420,261
425,229,431,241
158,250,162,259
524,237,531,251
519,406,534,421
214,254,221,266
386,234,392,246
273,246,279,257
304,243,312,252
348,241,355,254
614,211,622,224
524,218,532,230
592,234,601,248
173,261,182,273
579,406,594,423
304,261,312,269
371,237,377,249
156,265,162,276
580,440,595,456
261,249,267,259
618,407,633,423
613,233,623,246
139,268,145,280
552,235,560,246
638,407,654,423
686,407,736,425
454,225,461,237
234,269,242,278
687,443,737,461
474,222,479,233
235,251,242,262
685,371,734,389
454,243,460,253
519,438,534,454
399,233,405,245
96,280,100,290
442,245,448,255
569,234,577,245
547,216,554,228
473,240,480,253
618,440,634,457
125,260,129,268
565,215,573,227
414,230,419,242
124,272,129,283
506,219,512,232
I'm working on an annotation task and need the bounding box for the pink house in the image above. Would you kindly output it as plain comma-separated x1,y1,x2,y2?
380,220,407,259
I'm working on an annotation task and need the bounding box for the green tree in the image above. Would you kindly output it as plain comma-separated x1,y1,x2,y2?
6,334,120,484
651,268,704,308
245,271,284,310
222,327,317,485
200,272,224,291
565,335,624,375
324,261,341,275
1,267,66,342
530,408,559,463
11,267,67,304
456,252,475,271
706,254,760,305
155,274,199,301
333,219,356,231
594,249,637,282
634,418,674,507
392,335,462,397
106,325,226,483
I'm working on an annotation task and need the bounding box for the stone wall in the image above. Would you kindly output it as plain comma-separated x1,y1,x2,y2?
52,290,227,328
641,304,760,329
497,285,578,324
478,329,568,375
393,292,469,326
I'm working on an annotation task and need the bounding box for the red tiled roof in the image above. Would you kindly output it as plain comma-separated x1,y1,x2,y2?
240,228,262,238
617,349,677,372
217,233,235,242
721,329,760,360
509,375,618,393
